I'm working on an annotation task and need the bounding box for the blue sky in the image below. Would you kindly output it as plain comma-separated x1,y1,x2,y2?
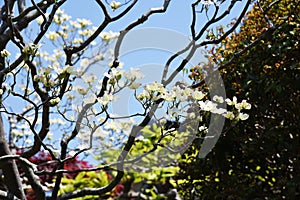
62,0,250,35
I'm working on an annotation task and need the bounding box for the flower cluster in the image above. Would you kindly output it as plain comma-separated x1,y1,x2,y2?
224,96,251,120
41,9,100,46
135,80,250,122
100,31,120,41
137,81,203,103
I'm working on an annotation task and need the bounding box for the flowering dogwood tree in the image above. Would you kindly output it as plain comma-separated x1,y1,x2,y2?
0,0,271,199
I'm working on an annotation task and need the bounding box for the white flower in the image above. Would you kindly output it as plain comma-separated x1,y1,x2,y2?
50,118,65,125
36,16,44,25
161,90,176,102
78,29,94,37
105,120,121,132
225,96,237,106
80,58,90,67
50,97,60,105
235,100,251,110
36,13,49,25
100,31,119,41
97,92,116,106
46,31,59,41
171,85,192,102
0,89,3,95
137,90,150,101
57,30,68,39
110,1,121,10
128,82,141,90
145,82,165,93
78,143,90,151
167,107,181,119
70,20,81,29
198,100,217,112
53,9,71,24
83,93,97,104
213,95,224,103
76,86,88,95
105,68,124,80
77,18,92,28
63,65,74,74
1,49,10,57
124,68,144,81
72,38,83,44
223,111,235,120
193,90,206,100
199,125,207,132
237,113,249,121
25,139,32,144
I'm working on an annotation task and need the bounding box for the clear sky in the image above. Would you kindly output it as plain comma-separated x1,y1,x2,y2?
62,0,250,35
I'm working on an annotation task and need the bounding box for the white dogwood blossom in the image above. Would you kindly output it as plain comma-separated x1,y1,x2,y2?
50,97,60,105
145,82,166,93
53,9,71,25
198,100,218,112
124,68,144,81
46,31,60,41
1,49,10,57
213,95,224,103
137,90,151,101
225,96,237,106
110,1,121,10
193,90,206,100
235,100,252,110
223,111,235,120
100,31,120,41
237,113,250,121
97,92,117,106
128,82,141,90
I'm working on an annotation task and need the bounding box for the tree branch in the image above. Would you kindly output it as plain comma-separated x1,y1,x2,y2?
0,115,26,200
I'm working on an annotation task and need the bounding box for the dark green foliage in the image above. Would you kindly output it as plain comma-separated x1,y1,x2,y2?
176,0,300,199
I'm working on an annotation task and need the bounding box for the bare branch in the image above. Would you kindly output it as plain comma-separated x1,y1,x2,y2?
17,0,26,14
0,115,26,200
196,0,252,47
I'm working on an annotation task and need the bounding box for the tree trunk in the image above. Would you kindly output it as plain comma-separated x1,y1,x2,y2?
0,114,26,200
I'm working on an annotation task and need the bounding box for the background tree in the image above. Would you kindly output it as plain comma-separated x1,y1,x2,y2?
176,0,300,199
0,0,278,199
